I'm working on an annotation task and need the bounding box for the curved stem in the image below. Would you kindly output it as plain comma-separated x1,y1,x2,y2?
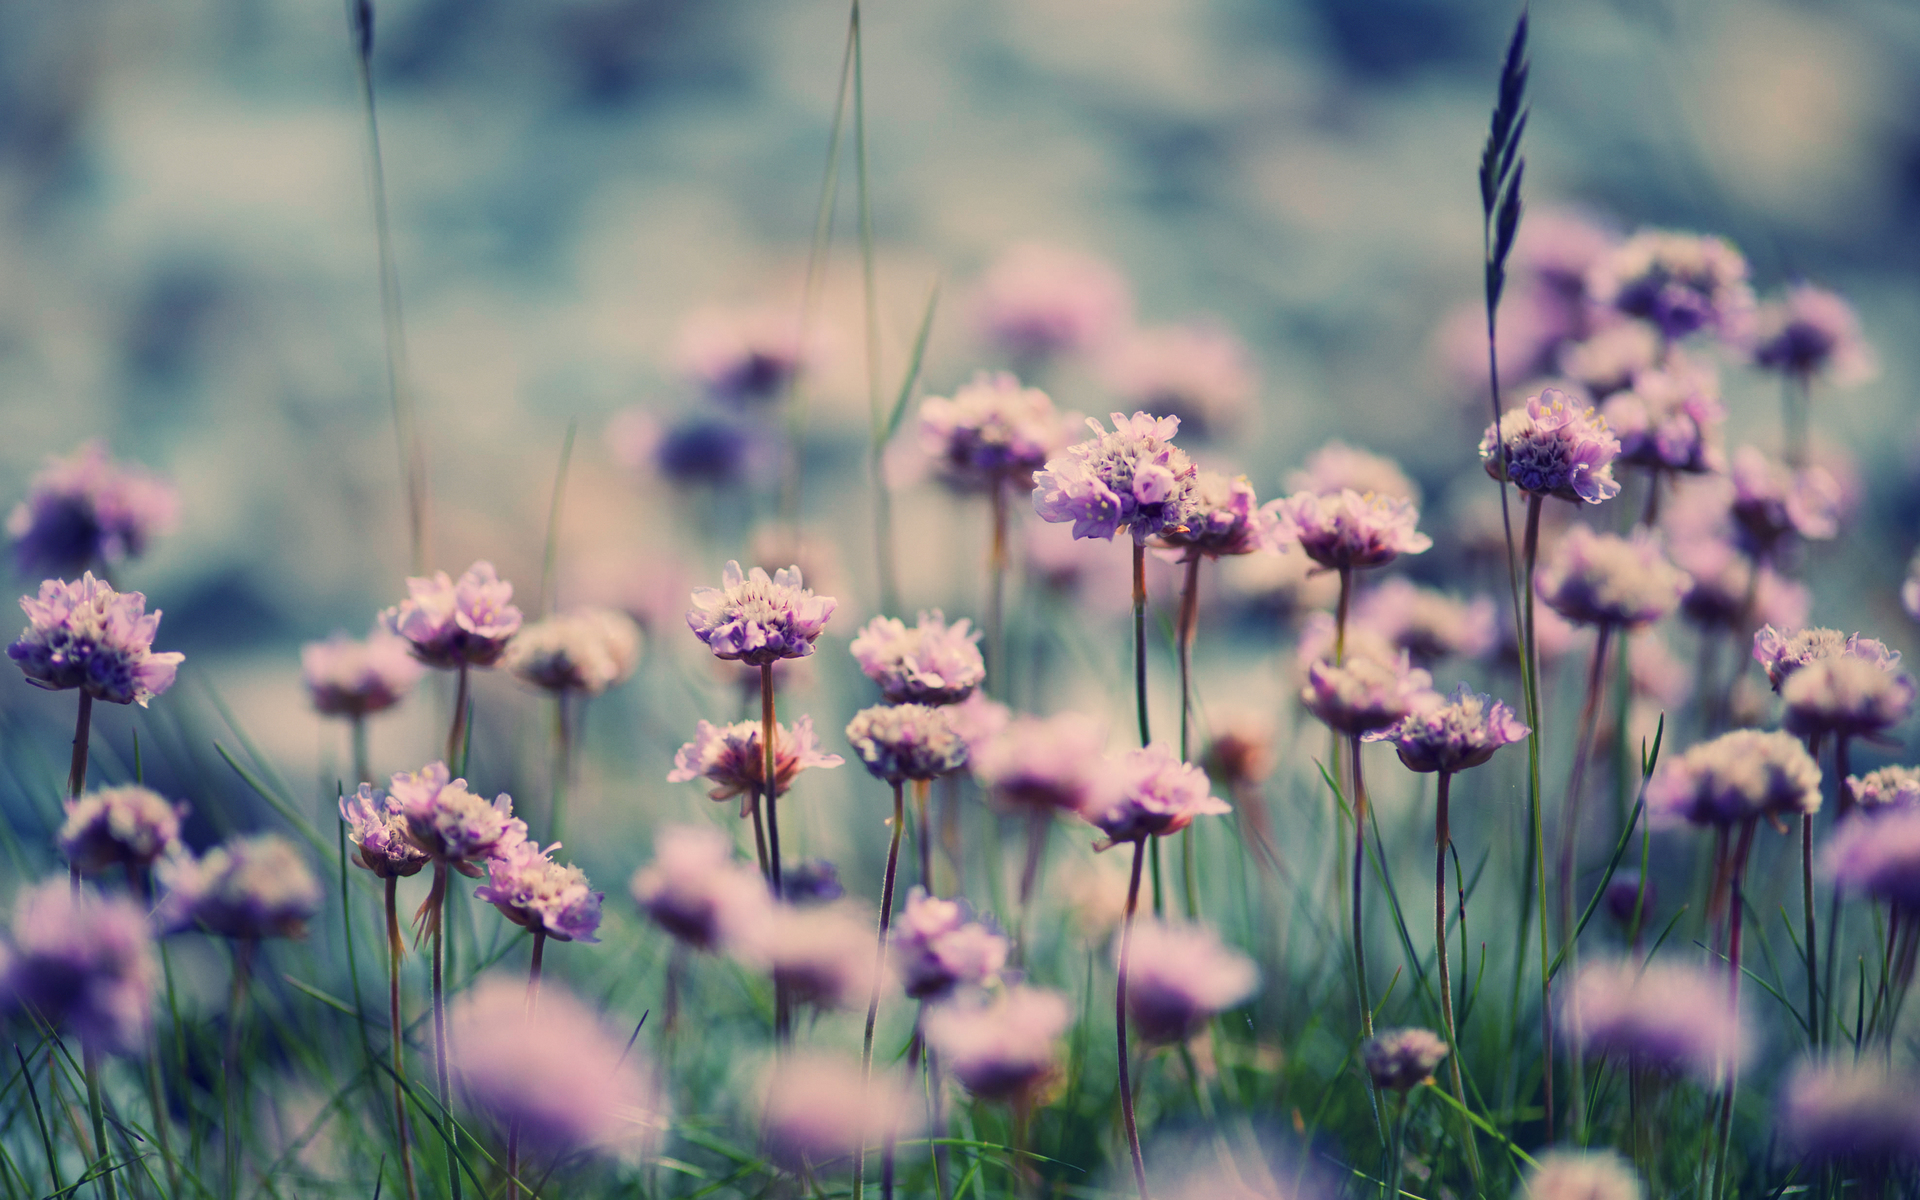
1434,772,1483,1185
446,663,470,774
857,782,907,1200
385,879,418,1200
1116,837,1151,1200
762,665,783,898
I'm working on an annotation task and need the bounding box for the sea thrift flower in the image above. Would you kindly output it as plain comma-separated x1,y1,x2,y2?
1362,1028,1449,1091
1561,958,1748,1082
850,610,985,705
449,975,662,1160
1219,541,1342,621
667,715,844,816
1285,441,1420,503
1353,578,1498,665
892,888,1007,1000
8,573,183,706
1601,356,1726,474
1516,1150,1645,1200
1752,625,1900,691
1751,285,1876,385
1647,729,1821,827
629,825,772,952
917,371,1077,490
607,407,762,487
1032,411,1198,543
844,704,970,784
1558,322,1662,398
301,629,424,717
8,441,178,579
388,761,527,873
782,860,844,905
758,1052,922,1169
1602,872,1652,926
502,608,642,696
1156,472,1278,559
1781,655,1917,741
1849,766,1920,813
673,304,808,404
1819,805,1920,911
381,561,524,669
1301,651,1436,737
1730,446,1842,555
1587,229,1754,341
1535,527,1689,628
1099,322,1257,438
947,690,1012,754
734,905,877,1011
1363,684,1527,774
972,242,1131,363
1672,539,1808,633
1079,743,1231,848
1479,388,1622,505
1203,710,1278,791
155,834,324,940
59,785,184,874
922,985,1074,1100
0,881,158,1055
686,561,835,665
1121,919,1259,1042
971,711,1108,814
1266,489,1431,570
1780,1060,1920,1166
474,841,604,943
339,784,429,879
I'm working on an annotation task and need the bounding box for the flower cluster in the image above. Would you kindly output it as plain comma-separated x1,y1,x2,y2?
1099,322,1256,438
502,608,642,695
1155,472,1277,559
686,561,836,665
1122,919,1259,1042
849,610,984,704
8,573,183,706
1729,447,1843,556
1819,805,1920,912
1849,765,1920,812
340,783,430,879
971,711,1108,814
1534,527,1690,628
0,880,158,1055
1266,488,1430,570
673,304,808,404
1080,743,1231,847
758,1052,921,1168
844,703,971,784
668,715,844,815
1781,654,1916,742
1479,389,1623,505
156,834,324,940
388,761,528,873
1353,579,1497,665
301,628,424,717
891,889,1007,1000
1301,651,1436,737
382,562,524,669
60,786,184,874
1600,356,1725,474
917,371,1077,490
629,825,772,952
7,441,178,579
1753,625,1900,691
1032,412,1198,543
474,840,604,942
922,985,1073,1100
1285,440,1420,503
1750,284,1875,385
971,242,1131,363
1778,1059,1920,1164
1363,684,1527,774
1362,1028,1449,1092
1647,729,1821,827
1517,1151,1645,1200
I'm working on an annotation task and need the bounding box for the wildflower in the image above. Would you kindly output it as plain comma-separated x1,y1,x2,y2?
1099,322,1256,438
155,834,323,940
300,628,423,718
1778,1059,1920,1164
449,975,662,1160
1561,958,1748,1083
1203,710,1278,792
892,889,1007,1000
1479,388,1622,505
1672,539,1807,633
1819,805,1920,912
629,825,772,952
947,690,1012,754
918,372,1077,491
474,841,603,943
60,785,184,875
850,610,985,705
1122,920,1259,1042
673,304,808,404
686,561,835,665
1284,441,1420,504
1301,651,1436,738
1032,412,1198,543
1362,1028,1449,1092
1265,489,1430,570
1586,229,1754,341
1849,766,1920,813
781,859,844,905
1363,684,1527,774
1535,527,1689,628
971,711,1107,814
607,408,762,487
1730,446,1842,556
388,761,527,874
922,985,1073,1100
0,881,158,1055
758,1052,922,1169
1515,1150,1645,1200
8,441,178,579
381,561,524,669
1646,729,1821,828
1602,872,1652,926
734,904,876,1011
8,573,183,706
1753,624,1900,691
340,784,429,879
972,242,1131,363
1781,656,1916,742
845,704,970,784
1079,743,1231,848
1353,578,1497,665
502,609,642,696
1751,285,1876,385
1600,355,1725,474
1558,322,1662,398
667,715,844,816
1156,472,1280,560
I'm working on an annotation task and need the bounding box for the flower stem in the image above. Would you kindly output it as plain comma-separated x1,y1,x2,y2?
987,473,1009,700
507,930,547,1200
550,690,574,846
1348,736,1378,1071
1802,800,1819,1052
351,713,371,787
446,663,470,775
1014,811,1050,968
385,879,419,1200
914,779,932,893
1115,836,1151,1200
1132,541,1150,748
762,664,783,899
1334,564,1352,666
1434,771,1484,1187
1520,492,1553,1141
82,1044,115,1200
224,938,255,1200
1176,555,1202,921
69,691,92,800
430,865,461,1200
1557,624,1614,977
857,781,907,1200
1712,819,1758,1200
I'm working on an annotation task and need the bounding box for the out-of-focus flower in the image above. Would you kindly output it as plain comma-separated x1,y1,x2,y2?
844,704,970,784
8,441,178,580
1099,322,1257,439
155,835,323,940
850,610,984,705
1601,355,1725,474
1519,208,1619,299
686,561,835,665
450,975,662,1161
892,889,1007,1001
782,860,844,905
668,716,843,816
1353,578,1497,665
972,711,1108,814
382,562,524,669
1301,651,1436,738
922,985,1073,1100
1024,521,1135,610
0,880,157,1055
1671,538,1808,634
630,825,772,952
1904,551,1920,623
1218,543,1341,623
1514,1150,1645,1200
1647,729,1820,828
1033,412,1198,544
1123,919,1258,1042
1587,229,1754,342
673,304,809,405
1602,872,1652,926
1156,473,1279,560
301,629,424,717
1479,389,1622,505
1265,489,1431,570
606,408,764,488
1782,655,1916,742
1730,447,1842,556
388,761,527,874
1819,804,1920,912
918,371,1077,491
1203,709,1278,791
503,609,642,696
733,904,876,1011
1751,285,1876,386
1362,1028,1449,1092
340,784,429,879
1080,743,1231,848
758,1052,922,1170
1284,442,1420,504
8,573,183,706
60,786,184,875
1849,766,1920,813
972,243,1131,363
1535,527,1689,629
1628,634,1692,711
1753,625,1900,692
1778,1059,1920,1164
947,691,1012,754
1561,958,1748,1083
1558,322,1662,399
1363,684,1527,774
475,841,603,943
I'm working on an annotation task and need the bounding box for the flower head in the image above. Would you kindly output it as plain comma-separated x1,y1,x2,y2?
1587,229,1754,341
850,610,985,705
502,609,642,696
388,762,526,873
155,835,323,940
1751,285,1875,385
1122,919,1259,1042
972,242,1131,363
8,573,183,706
673,304,809,404
783,860,845,905
1032,412,1198,543
971,711,1107,814
1353,578,1497,665
1363,684,1527,774
474,841,604,943
1561,958,1748,1083
1285,442,1420,503
1479,389,1622,505
339,784,429,879
1672,538,1807,633
301,628,424,718
1600,355,1726,474
1080,743,1231,847
758,1052,922,1170
1156,473,1280,560
381,562,524,669
1099,322,1256,439
1515,1150,1645,1200
1819,805,1920,912
1266,489,1430,570
1301,651,1436,737
1536,527,1689,629
667,716,844,816
8,441,178,579
686,561,835,665
732,905,876,1011
0,880,158,1055
1781,655,1916,742
1849,766,1920,813
891,889,1007,1001
629,825,772,952
1730,446,1842,556
607,408,763,487
918,372,1078,490
1647,729,1821,828
1752,624,1900,691
1778,1058,1920,1164
1558,322,1662,398
1362,1028,1449,1092
60,786,184,874
844,704,970,784
922,985,1073,1101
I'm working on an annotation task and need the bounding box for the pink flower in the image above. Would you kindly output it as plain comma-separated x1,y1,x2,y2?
1122,919,1259,1042
381,561,524,669
0,880,158,1055
155,835,324,940
971,242,1131,363
922,985,1073,1100
629,825,772,952
301,628,424,717
1301,651,1436,737
971,711,1108,814
686,561,836,665
1098,321,1257,438
1646,729,1820,828
891,888,1007,1000
1517,1151,1645,1200
673,304,810,404
918,371,1079,490
340,783,429,879
8,573,183,706
758,1052,923,1170
845,703,971,784
1363,1028,1449,1091
1848,766,1920,814
850,610,984,705
667,715,843,816
474,840,604,943
1751,284,1876,385
1561,958,1749,1083
7,440,178,579
388,761,527,873
1782,656,1916,742
1587,229,1754,341
1266,489,1431,570
731,904,876,1011
1753,625,1900,692
1352,578,1497,665
60,786,185,874
1284,441,1420,504
502,609,642,695
1032,412,1199,543
1156,472,1281,559
1363,684,1527,774
1479,388,1622,505
1080,743,1231,847
1535,527,1690,628
1820,805,1920,912
1600,353,1725,474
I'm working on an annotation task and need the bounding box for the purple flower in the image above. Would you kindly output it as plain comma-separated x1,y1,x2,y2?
1730,446,1842,556
947,690,1012,753
607,407,763,487
1602,872,1652,926
1284,441,1420,503
1849,766,1920,813
1752,624,1900,692
891,888,1007,1001
629,825,772,952
1782,655,1917,741
382,562,524,670
1032,412,1199,543
850,610,985,705
1535,527,1690,628
733,904,877,1011
1362,684,1527,774
844,703,970,784
1561,958,1749,1082
922,985,1073,1100
686,561,835,665
155,834,323,940
1353,578,1497,665
1479,388,1623,505
8,573,183,707
1098,322,1256,439
1156,472,1281,559
0,880,158,1055
971,242,1131,363
673,304,808,405
1558,321,1662,398
1672,538,1808,633
1301,651,1436,738
340,784,429,879
301,628,424,718
667,715,844,816
1778,1059,1920,1164
1122,919,1259,1042
1647,729,1821,828
1587,229,1754,341
1819,804,1920,912
7,441,178,579
1265,489,1431,570
1751,285,1876,385
1079,743,1231,848
781,859,844,905
1362,1028,1449,1092
60,786,184,874
917,371,1078,490
388,761,527,874
1202,710,1278,791
1517,1151,1645,1200
502,609,642,695
1600,354,1726,474
971,711,1107,814
758,1052,922,1169
474,841,604,943
449,975,662,1160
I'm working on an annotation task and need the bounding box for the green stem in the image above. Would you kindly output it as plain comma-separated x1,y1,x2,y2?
857,782,907,1200
987,474,1009,701
1176,555,1202,921
82,1045,114,1200
1434,772,1484,1186
446,663,470,775
1520,493,1552,1141
1132,541,1151,748
224,939,255,1200
386,879,419,1200
430,866,461,1200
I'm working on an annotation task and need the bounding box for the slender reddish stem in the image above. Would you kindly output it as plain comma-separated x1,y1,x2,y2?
385,879,418,1200
1116,837,1151,1200
857,782,907,1200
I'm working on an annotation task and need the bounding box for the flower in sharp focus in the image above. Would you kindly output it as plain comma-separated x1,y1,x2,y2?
732,904,876,1011
8,573,183,706
1265,488,1431,570
758,1052,923,1170
474,840,604,943
1646,729,1821,828
1730,447,1842,556
971,711,1107,814
1535,526,1690,629
1479,388,1623,505
1155,472,1279,559
1362,1028,1449,1092
1819,805,1920,912
1032,412,1198,543
450,975,663,1161
7,441,178,580
892,888,1007,1001
1099,321,1257,439
387,761,527,874
673,304,809,405
917,371,1078,491
686,561,835,665
502,608,642,696
922,985,1073,1101
850,610,985,705
667,715,844,816
1586,228,1754,342
845,703,970,784
1778,1058,1920,1164
1122,919,1259,1042
1284,441,1420,504
1781,655,1916,742
1752,624,1899,692
0,880,158,1056
971,242,1132,364
340,784,429,879
381,561,524,670
1079,743,1231,848
1751,285,1876,386
155,835,323,940
1600,354,1726,474
1353,578,1497,665
1301,650,1436,738
1363,683,1527,774
301,628,424,718
629,825,772,952
1849,766,1920,813
1514,1150,1645,1200
60,786,185,874
1561,958,1748,1084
